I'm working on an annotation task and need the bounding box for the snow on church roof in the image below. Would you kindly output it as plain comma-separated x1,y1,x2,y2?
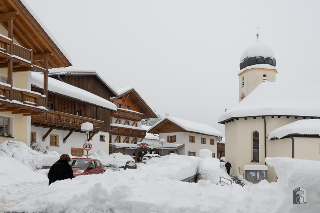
150,116,223,137
218,82,320,123
268,119,320,140
240,39,276,63
49,67,118,97
31,72,117,111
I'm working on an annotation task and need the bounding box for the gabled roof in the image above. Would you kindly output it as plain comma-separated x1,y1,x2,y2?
268,119,320,140
219,82,320,123
48,67,118,97
3,0,72,68
112,87,157,119
31,72,117,111
149,116,223,137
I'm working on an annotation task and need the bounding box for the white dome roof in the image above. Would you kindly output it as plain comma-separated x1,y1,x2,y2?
240,39,276,63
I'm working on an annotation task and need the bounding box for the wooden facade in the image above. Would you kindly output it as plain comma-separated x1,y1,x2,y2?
217,142,225,159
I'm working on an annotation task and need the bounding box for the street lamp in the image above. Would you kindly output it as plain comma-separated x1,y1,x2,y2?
160,139,165,156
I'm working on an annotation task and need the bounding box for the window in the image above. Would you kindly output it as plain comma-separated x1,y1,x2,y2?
212,153,215,158
210,139,214,145
100,135,105,142
0,74,13,86
189,136,195,143
0,116,10,136
201,138,206,144
246,170,267,181
134,123,138,127
71,148,84,157
89,161,95,169
188,151,196,156
127,106,130,110
167,135,176,142
109,134,112,143
117,104,122,108
125,120,130,125
132,138,137,144
116,119,121,124
252,131,259,162
50,134,59,146
31,132,36,143
242,76,244,87
263,74,267,82
76,109,82,116
47,102,54,110
96,161,101,168
116,136,121,143
110,118,112,123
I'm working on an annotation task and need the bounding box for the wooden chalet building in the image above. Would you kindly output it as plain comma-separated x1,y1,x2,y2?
109,87,157,157
0,0,71,145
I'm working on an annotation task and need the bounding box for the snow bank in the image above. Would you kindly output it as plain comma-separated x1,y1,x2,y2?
266,157,320,212
200,158,220,184
199,149,212,159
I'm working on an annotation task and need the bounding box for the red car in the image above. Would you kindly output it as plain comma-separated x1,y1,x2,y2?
69,158,104,177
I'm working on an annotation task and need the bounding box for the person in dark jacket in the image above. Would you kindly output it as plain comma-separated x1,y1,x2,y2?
225,161,232,175
48,154,74,185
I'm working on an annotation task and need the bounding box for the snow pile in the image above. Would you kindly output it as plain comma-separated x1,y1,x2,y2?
268,119,320,139
200,158,220,184
266,157,320,212
220,157,225,162
199,149,212,159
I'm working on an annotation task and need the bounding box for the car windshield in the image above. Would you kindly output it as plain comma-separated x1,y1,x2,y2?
69,159,90,168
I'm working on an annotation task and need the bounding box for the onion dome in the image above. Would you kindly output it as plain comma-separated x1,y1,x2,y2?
240,39,276,70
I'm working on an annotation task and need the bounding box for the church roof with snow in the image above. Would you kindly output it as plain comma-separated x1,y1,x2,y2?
149,116,223,137
219,82,320,123
31,72,117,111
268,119,320,140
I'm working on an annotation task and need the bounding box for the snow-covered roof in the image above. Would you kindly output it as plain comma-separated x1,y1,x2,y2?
238,64,277,75
31,72,117,111
244,165,268,171
49,67,118,97
117,87,133,96
20,0,72,65
240,39,276,63
219,82,320,123
141,125,159,140
268,119,320,140
150,116,223,137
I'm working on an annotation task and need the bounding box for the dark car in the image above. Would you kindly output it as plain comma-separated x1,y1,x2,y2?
69,158,104,177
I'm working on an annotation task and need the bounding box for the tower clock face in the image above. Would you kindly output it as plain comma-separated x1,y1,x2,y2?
240,92,245,100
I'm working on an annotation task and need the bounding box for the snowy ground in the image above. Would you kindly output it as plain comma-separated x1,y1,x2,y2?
1,142,319,213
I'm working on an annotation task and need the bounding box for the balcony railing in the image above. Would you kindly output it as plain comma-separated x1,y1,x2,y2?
112,108,144,121
110,125,146,138
0,83,46,114
0,35,32,63
32,110,103,131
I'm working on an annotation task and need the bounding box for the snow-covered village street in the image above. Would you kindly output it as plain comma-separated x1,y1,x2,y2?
1,0,320,212
1,141,319,213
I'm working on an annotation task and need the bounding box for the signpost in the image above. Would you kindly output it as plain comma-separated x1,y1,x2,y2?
81,122,93,158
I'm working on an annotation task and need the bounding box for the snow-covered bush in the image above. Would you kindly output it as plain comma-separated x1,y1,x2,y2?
200,158,220,184
30,142,43,153
199,149,212,158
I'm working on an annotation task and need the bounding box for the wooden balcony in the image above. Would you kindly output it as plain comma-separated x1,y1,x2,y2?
110,125,146,138
0,83,46,115
111,108,144,121
31,110,103,132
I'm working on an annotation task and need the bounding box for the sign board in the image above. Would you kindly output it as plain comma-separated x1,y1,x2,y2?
83,143,92,151
138,143,149,147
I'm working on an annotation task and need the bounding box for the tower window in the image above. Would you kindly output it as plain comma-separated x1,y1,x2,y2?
263,74,267,82
242,76,244,87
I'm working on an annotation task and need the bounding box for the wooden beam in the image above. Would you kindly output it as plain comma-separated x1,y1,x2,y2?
0,11,19,22
0,58,8,63
63,130,74,143
23,111,42,116
88,131,98,141
12,109,31,114
42,127,53,141
122,94,130,105
33,52,53,61
0,107,19,112
13,66,32,72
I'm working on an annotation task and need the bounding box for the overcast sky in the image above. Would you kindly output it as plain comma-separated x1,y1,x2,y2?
25,0,320,134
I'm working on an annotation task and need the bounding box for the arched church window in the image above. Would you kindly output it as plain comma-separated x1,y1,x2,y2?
252,131,259,162
263,74,267,82
242,76,244,87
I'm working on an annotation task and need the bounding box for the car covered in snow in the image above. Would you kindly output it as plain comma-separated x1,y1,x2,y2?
69,158,104,177
141,154,161,164
104,160,137,171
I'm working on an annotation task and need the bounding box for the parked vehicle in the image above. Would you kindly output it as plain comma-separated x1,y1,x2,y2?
104,160,137,171
141,154,161,164
69,158,104,177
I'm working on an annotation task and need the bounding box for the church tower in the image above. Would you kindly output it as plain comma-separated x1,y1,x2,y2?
239,33,277,102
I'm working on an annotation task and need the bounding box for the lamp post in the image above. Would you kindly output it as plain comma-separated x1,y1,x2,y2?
81,122,93,158
160,139,165,156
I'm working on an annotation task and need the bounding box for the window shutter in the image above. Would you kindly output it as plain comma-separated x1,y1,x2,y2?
167,136,169,142
174,135,176,142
